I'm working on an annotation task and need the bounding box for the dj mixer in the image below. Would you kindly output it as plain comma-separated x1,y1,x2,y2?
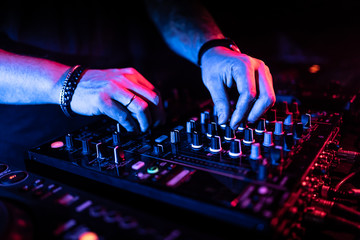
0,161,222,240
25,100,360,239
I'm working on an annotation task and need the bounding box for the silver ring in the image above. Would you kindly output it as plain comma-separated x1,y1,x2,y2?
125,95,136,108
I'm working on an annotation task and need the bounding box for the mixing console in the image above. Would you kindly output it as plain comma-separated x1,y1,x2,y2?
0,161,222,240
27,101,360,239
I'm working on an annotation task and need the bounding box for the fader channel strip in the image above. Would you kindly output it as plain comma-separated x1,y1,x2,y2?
28,101,346,238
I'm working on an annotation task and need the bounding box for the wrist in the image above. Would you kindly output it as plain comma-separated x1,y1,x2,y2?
59,65,87,117
197,38,240,66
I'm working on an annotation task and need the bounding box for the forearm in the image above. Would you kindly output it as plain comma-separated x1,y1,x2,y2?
145,0,224,65
0,49,69,104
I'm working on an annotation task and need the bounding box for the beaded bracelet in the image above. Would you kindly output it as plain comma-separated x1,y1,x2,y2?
197,38,240,66
59,65,87,118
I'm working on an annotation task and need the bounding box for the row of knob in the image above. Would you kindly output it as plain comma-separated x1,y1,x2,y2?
166,110,313,165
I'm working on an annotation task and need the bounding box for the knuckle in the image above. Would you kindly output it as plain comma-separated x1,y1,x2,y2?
264,94,276,108
247,90,257,102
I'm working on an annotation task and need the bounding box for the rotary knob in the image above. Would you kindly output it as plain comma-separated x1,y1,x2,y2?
229,139,242,157
209,135,222,153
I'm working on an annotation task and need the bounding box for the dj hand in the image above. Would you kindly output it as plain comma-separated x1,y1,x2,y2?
200,46,276,129
70,67,166,133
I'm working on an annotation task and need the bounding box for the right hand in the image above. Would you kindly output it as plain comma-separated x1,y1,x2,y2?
70,67,166,133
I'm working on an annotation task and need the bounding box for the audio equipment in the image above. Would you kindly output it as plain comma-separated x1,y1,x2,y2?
0,161,223,240
27,100,360,239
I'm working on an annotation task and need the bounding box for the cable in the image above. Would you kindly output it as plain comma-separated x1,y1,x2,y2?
334,170,359,191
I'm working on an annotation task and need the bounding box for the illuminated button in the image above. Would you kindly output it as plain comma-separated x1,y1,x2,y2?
131,161,145,170
57,193,79,206
79,232,99,240
51,141,64,149
166,169,190,187
76,200,93,213
147,166,159,174
0,171,28,186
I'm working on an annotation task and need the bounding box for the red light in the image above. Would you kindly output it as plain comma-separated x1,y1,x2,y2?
9,175,16,180
309,64,320,73
78,232,99,240
51,141,64,148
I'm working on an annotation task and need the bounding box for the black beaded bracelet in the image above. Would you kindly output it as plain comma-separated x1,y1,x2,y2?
59,65,87,118
197,38,240,66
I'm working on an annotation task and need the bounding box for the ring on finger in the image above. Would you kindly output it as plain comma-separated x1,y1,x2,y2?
125,94,136,108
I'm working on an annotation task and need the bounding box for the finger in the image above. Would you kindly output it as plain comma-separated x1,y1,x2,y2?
204,76,230,125
99,97,139,133
117,68,160,106
110,88,152,132
115,80,160,106
247,61,276,122
229,66,257,129
126,95,152,132
120,68,156,90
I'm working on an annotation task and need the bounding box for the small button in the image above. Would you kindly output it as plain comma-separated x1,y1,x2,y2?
147,166,159,174
131,161,145,170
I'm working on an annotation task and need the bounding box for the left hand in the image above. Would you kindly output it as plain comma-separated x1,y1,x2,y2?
200,46,276,129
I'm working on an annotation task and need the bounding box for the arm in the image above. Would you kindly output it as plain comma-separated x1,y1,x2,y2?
0,49,165,132
0,49,68,104
145,0,223,64
145,0,276,128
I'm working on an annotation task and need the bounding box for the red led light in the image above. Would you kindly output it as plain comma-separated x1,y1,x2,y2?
309,64,320,73
51,141,64,149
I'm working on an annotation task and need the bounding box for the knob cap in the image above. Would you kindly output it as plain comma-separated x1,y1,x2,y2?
207,122,218,137
255,118,266,135
229,139,242,157
270,146,284,165
283,133,294,151
224,125,235,140
170,130,180,144
301,113,312,129
210,135,222,153
263,131,274,147
250,143,262,160
200,111,210,124
290,101,300,116
153,144,164,155
186,120,196,133
191,131,203,149
274,121,284,136
243,128,255,145
266,108,277,124
279,101,290,114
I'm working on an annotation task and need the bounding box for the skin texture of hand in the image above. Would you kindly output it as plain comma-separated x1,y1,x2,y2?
201,46,276,129
70,67,166,133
